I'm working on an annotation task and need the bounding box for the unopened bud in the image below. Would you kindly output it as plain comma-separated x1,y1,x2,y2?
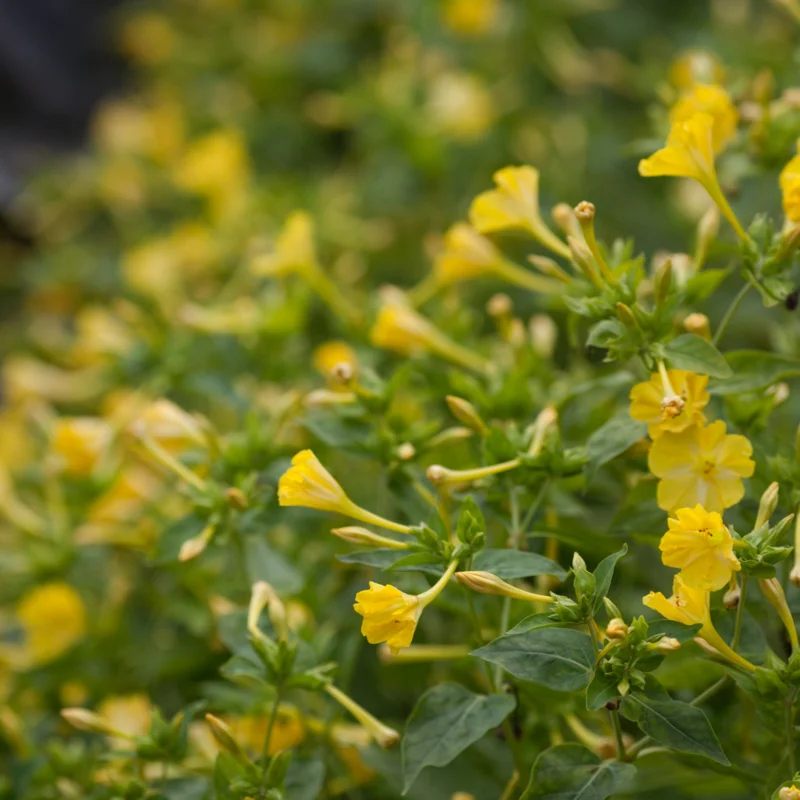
446,396,488,435
396,442,416,461
225,487,248,511
61,709,120,737
574,201,595,222
248,581,287,641
552,203,580,237
486,293,513,319
653,258,672,307
567,236,601,287
769,382,790,407
753,68,775,106
755,482,780,530
572,552,587,572
616,302,638,331
683,312,711,340
330,361,355,386
426,465,448,485
617,676,630,697
791,566,800,588
694,206,720,270
507,319,526,348
331,526,409,550
779,785,800,800
653,636,681,653
527,255,571,283
205,714,250,764
605,618,628,639
426,427,474,449
723,584,741,609
603,597,623,620
452,793,476,800
529,314,557,358
178,518,216,562
760,577,799,651
455,570,553,603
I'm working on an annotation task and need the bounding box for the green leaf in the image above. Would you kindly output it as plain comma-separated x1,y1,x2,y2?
585,414,646,481
520,743,636,799
662,334,732,378
336,549,442,575
472,628,594,691
620,693,729,765
646,620,702,644
710,351,800,396
506,613,565,635
586,671,619,711
243,536,303,593
401,683,516,793
473,549,567,581
590,545,627,615
284,757,325,800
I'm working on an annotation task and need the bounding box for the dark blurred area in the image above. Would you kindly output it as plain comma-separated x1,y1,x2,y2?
0,0,125,237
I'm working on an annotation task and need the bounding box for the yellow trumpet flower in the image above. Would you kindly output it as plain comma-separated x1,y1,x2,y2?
669,84,737,154
629,366,709,439
659,505,741,591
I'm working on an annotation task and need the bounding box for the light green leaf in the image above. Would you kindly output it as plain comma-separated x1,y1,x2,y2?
472,628,594,691
585,414,646,480
401,683,516,793
620,693,729,765
662,334,732,378
710,351,800,396
520,743,636,799
473,549,567,581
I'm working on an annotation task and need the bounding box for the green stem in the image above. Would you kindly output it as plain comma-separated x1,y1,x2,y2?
712,282,751,346
259,687,283,789
732,576,748,651
588,620,627,761
692,675,729,707
787,692,797,779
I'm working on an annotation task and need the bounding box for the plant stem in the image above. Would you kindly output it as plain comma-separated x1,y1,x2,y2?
502,716,527,788
609,708,627,761
732,576,748,650
787,692,797,779
713,282,751,346
259,687,283,789
692,675,729,707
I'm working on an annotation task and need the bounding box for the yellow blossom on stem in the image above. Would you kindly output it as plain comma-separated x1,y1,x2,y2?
643,575,755,671
629,366,709,438
251,211,318,278
278,450,411,533
638,113,746,240
659,505,741,591
669,84,738,154
313,340,358,386
648,420,755,513
354,561,458,654
780,147,800,224
468,166,571,259
50,418,114,477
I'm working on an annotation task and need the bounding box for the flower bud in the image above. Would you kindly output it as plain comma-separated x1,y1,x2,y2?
529,314,558,358
617,676,630,697
396,442,416,461
769,382,790,407
683,312,711,340
178,518,217,562
616,302,638,331
248,581,287,642
755,482,780,530
779,786,800,800
603,597,623,620
694,205,719,269
567,236,601,287
760,577,799,651
552,203,580,237
331,526,409,550
486,293,513,319
528,255,572,283
605,618,628,639
61,708,120,737
446,396,489,435
572,552,587,572
723,584,741,609
653,636,681,653
653,258,672,307
225,487,248,511
455,570,553,603
205,714,250,764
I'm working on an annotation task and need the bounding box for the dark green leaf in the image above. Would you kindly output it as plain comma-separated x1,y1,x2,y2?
646,620,702,644
402,683,516,793
472,628,594,691
710,351,800,396
663,334,732,378
506,613,565,635
243,537,303,593
590,545,627,614
336,549,442,575
585,415,646,481
520,743,636,799
285,757,325,800
586,671,619,711
473,549,567,580
620,693,728,765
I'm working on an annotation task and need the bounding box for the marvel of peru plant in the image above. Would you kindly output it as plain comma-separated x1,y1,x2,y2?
7,2,800,799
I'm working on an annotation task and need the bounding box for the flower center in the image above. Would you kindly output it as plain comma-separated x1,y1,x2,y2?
660,394,686,420
702,459,716,475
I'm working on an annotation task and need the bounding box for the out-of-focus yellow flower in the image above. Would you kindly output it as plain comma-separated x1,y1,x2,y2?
0,409,34,470
354,561,458,654
441,0,499,36
780,147,800,224
128,399,206,454
433,224,503,286
229,712,305,756
670,85,737,153
427,72,494,141
638,114,746,240
98,160,146,210
251,212,318,277
122,239,181,303
120,12,176,66
371,301,488,373
648,421,755,513
50,418,114,477
659,505,740,591
643,575,755,671
629,367,709,438
669,51,725,90
16,583,86,666
2,357,104,406
98,694,153,746
313,341,358,385
278,450,409,532
179,298,263,336
354,583,422,654
469,166,571,259
173,130,250,217
72,306,135,366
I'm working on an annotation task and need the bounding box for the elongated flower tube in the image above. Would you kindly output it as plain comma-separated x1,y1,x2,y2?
468,166,571,259
331,526,410,549
643,575,755,672
370,301,489,374
658,505,740,591
760,578,799,652
455,571,554,603
638,113,746,240
353,560,458,654
324,685,399,749
278,450,411,534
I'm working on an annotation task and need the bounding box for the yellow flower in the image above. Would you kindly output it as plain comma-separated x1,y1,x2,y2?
427,72,494,141
278,450,410,532
643,575,755,671
648,420,755,513
659,505,740,591
629,367,709,438
98,694,153,746
669,51,725,90
638,114,746,240
228,713,305,756
122,239,182,303
16,583,87,666
354,583,422,654
669,84,737,154
2,357,104,406
780,149,800,223
313,340,358,384
468,166,571,259
50,418,114,477
433,224,504,286
129,399,206,454
251,211,318,277
371,301,488,373
441,0,499,36
120,12,175,65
